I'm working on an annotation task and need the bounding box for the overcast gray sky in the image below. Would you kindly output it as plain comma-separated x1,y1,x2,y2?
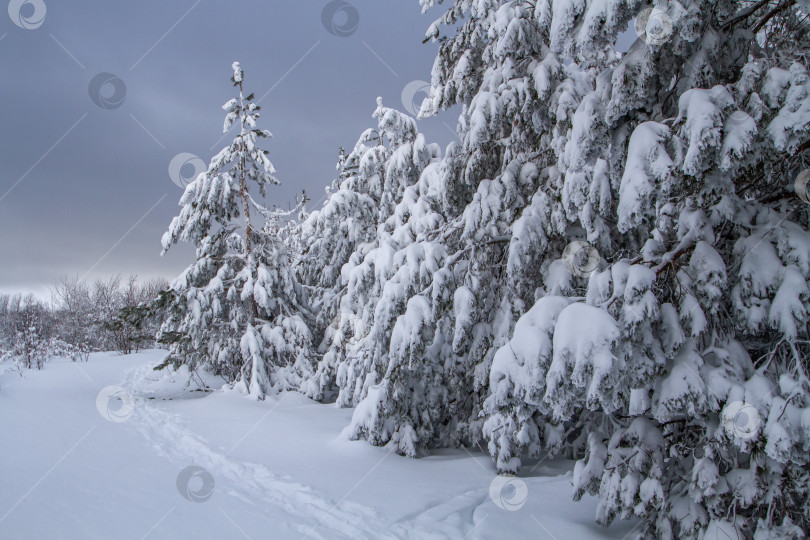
0,0,458,297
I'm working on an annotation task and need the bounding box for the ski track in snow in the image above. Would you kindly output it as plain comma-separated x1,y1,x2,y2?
119,360,464,540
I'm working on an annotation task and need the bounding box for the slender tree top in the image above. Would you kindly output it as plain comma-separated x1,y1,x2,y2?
162,63,279,254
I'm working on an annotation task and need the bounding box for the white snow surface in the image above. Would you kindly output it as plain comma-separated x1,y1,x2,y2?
0,351,637,539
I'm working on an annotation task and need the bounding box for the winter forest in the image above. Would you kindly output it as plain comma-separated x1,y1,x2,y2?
2,1,810,539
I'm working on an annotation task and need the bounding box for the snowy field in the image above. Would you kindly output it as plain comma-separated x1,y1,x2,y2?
0,350,638,539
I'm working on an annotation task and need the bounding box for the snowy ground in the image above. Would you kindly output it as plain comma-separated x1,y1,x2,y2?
0,351,638,539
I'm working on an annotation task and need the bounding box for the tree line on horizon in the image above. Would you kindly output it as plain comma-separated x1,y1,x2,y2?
0,275,168,370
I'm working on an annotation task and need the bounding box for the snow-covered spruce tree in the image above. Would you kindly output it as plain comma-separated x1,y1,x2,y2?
327,0,810,536
160,62,313,399
294,109,388,361
343,1,563,456
299,99,440,404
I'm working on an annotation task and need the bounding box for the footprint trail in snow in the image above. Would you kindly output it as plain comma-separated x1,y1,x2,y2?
118,361,437,540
